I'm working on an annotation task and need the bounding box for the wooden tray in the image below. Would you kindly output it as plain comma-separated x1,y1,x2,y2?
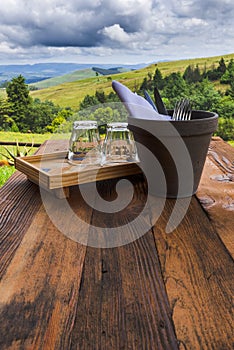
15,151,141,198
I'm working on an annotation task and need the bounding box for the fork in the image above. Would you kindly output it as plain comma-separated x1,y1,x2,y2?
172,98,192,121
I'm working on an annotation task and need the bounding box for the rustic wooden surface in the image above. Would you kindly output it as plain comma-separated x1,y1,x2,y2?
0,137,233,350
196,137,234,256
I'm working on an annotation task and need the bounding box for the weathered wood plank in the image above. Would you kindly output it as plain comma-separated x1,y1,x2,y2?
197,137,234,257
70,176,178,349
0,185,92,349
0,140,89,349
152,197,234,349
1,137,233,350
0,173,42,279
0,139,59,278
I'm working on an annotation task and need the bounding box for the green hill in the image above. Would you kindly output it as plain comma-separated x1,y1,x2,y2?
27,52,234,110
92,66,131,76
30,68,97,89
30,66,132,89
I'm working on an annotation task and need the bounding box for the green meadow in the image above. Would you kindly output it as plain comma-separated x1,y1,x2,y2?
30,53,234,109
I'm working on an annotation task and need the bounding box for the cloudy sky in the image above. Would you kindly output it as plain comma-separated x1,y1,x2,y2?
0,0,233,65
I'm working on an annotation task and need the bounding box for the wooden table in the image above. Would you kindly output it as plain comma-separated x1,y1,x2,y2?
0,137,233,350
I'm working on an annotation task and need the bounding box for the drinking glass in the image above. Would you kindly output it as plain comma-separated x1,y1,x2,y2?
102,122,138,165
68,120,101,166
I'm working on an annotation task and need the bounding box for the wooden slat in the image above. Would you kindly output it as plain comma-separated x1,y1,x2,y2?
70,177,178,349
0,137,233,349
197,137,234,257
0,140,56,278
0,173,41,279
152,197,234,349
0,186,92,349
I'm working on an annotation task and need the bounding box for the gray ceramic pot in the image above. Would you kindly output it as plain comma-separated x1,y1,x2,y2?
128,110,218,198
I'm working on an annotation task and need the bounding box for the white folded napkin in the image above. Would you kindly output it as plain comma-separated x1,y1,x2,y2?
112,80,171,121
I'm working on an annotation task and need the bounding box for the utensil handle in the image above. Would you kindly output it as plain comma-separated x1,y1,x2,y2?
144,90,158,111
153,87,168,115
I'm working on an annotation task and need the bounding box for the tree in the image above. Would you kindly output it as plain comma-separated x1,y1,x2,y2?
217,57,226,75
162,72,188,105
183,65,202,83
27,99,61,133
153,68,164,89
215,95,234,118
0,97,16,131
189,79,221,111
147,71,152,81
45,108,73,133
0,97,13,118
95,90,106,103
215,117,234,140
183,65,194,83
107,91,120,102
6,75,32,129
79,94,99,110
220,59,234,84
226,80,234,98
205,57,227,81
139,77,149,91
193,65,202,83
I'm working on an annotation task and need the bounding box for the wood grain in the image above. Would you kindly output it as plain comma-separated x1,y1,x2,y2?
0,137,233,350
0,186,92,350
152,197,234,350
0,173,41,279
0,140,68,278
70,177,178,349
197,137,234,257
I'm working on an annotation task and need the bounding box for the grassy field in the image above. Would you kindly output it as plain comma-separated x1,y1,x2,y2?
30,53,234,109
31,68,97,89
0,131,51,186
0,131,50,144
0,131,50,160
0,166,15,187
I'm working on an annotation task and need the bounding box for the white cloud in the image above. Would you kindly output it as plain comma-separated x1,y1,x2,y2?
0,0,233,64
100,24,131,43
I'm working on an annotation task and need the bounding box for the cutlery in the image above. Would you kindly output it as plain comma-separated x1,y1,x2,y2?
173,98,192,121
153,86,168,115
144,90,158,111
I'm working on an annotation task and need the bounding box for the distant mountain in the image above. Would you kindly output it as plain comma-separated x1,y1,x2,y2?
31,65,140,89
31,68,97,89
92,66,132,75
0,62,148,85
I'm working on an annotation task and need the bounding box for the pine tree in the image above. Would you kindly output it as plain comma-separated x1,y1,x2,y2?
221,59,234,84
140,77,148,91
6,75,32,129
193,65,202,83
183,65,194,83
153,68,164,89
217,57,226,75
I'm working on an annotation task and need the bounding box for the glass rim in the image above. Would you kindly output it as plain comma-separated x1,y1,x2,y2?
73,120,98,125
73,120,98,129
107,122,128,128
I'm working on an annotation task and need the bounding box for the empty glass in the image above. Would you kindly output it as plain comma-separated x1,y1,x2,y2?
68,120,101,166
102,122,138,165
